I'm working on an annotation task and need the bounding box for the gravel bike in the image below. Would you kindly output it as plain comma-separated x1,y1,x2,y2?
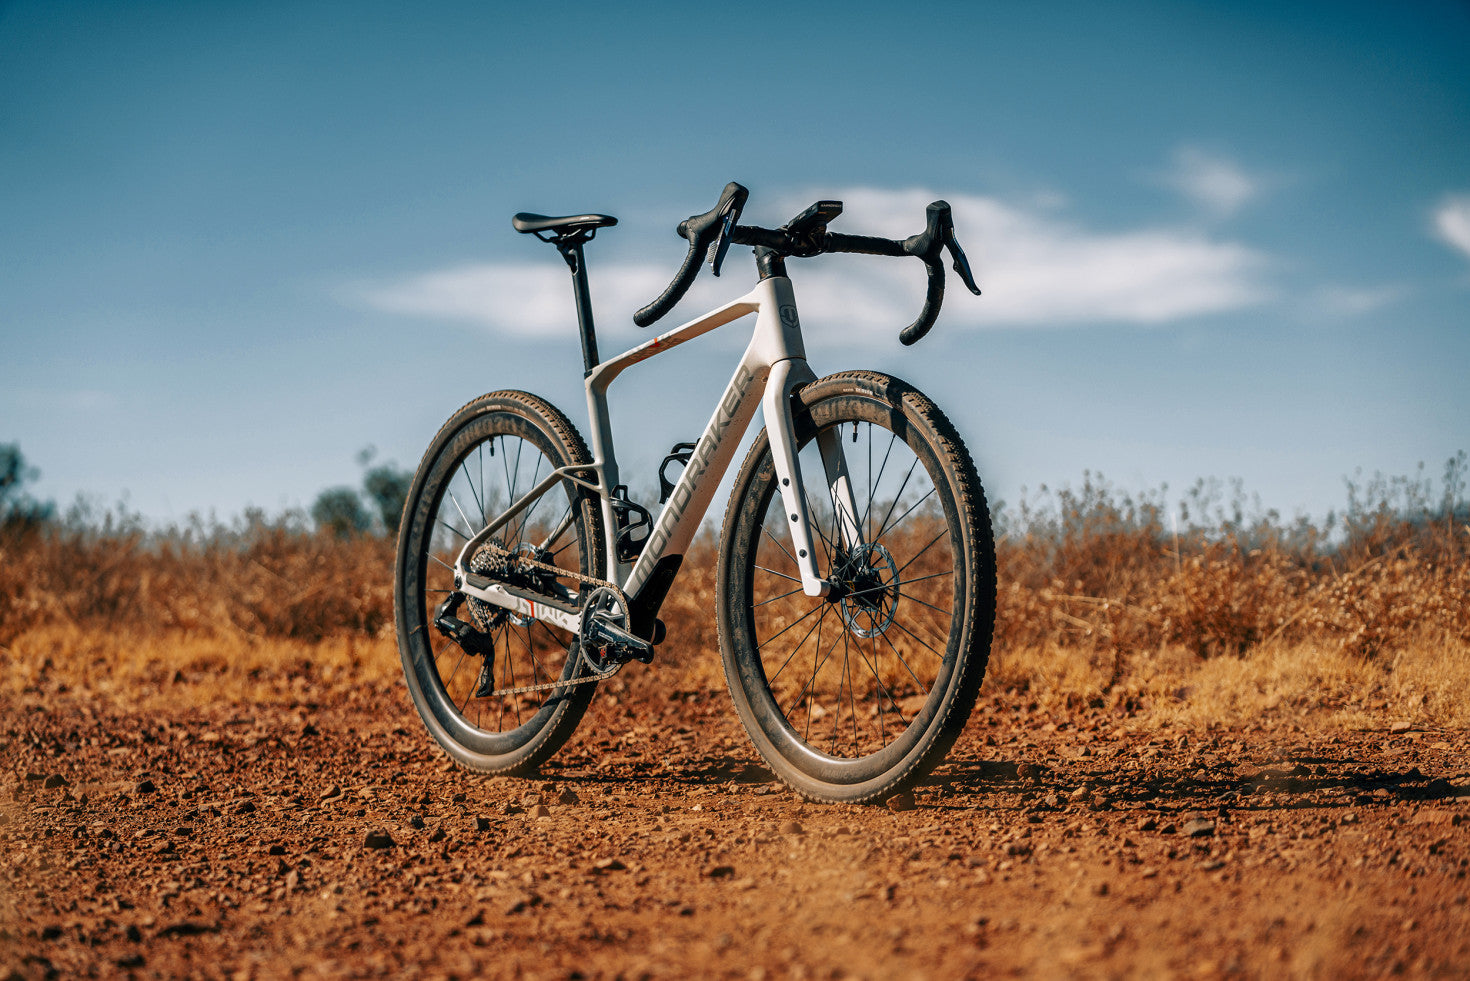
394,182,996,803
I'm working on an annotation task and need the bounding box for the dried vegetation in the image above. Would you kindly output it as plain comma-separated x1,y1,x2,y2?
3,457,1466,730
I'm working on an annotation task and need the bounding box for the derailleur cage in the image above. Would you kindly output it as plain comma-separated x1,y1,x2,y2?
433,593,498,697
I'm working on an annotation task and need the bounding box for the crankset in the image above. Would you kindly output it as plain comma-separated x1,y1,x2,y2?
578,586,654,674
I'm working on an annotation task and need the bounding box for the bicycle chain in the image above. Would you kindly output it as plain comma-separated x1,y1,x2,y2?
479,665,617,698
467,542,630,698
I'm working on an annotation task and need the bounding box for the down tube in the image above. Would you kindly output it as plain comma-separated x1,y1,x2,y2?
624,361,768,598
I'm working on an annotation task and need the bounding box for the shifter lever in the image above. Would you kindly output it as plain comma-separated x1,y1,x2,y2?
945,232,981,295
709,212,735,276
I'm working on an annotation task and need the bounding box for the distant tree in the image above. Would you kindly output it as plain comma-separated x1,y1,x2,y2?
310,447,413,539
0,444,34,499
311,486,372,539
0,443,55,530
363,462,412,536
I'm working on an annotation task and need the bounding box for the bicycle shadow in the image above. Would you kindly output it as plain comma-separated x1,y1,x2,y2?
542,752,1468,814
933,758,1470,813
535,747,1464,817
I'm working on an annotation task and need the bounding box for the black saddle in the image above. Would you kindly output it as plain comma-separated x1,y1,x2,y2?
512,212,618,236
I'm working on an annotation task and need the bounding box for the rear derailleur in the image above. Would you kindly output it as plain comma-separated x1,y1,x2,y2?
432,593,499,698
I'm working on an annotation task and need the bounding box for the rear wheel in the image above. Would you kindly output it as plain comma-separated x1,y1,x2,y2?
394,391,604,775
716,371,995,803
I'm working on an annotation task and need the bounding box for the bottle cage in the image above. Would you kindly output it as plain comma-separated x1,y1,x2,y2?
608,485,652,563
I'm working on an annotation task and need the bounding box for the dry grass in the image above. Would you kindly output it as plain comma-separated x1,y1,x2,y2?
0,510,394,643
3,464,1466,733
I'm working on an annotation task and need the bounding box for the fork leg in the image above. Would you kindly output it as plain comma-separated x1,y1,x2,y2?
761,358,832,598
814,425,865,553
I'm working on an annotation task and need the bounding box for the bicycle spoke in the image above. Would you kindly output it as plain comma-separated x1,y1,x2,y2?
840,569,954,601
766,601,834,687
478,442,487,527
754,585,807,608
504,631,523,727
800,479,837,559
536,620,571,677
859,431,897,536
437,518,470,541
871,618,925,687
542,501,577,556
887,615,947,663
499,438,517,531
459,459,485,526
847,632,899,747
511,623,543,688
760,522,801,571
800,617,845,741
446,643,468,688
512,454,546,546
868,634,893,743
507,440,526,542
896,528,949,576
899,591,957,622
446,490,474,540
785,608,842,729
865,422,873,542
871,454,922,544
874,485,936,543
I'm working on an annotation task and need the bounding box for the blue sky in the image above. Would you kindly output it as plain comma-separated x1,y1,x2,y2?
2,1,1467,528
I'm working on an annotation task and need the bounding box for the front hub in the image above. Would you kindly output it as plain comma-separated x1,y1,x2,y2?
836,542,899,638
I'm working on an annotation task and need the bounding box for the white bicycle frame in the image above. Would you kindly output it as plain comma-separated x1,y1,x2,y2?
451,274,866,633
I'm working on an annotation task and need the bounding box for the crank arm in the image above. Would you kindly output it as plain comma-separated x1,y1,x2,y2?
582,616,654,664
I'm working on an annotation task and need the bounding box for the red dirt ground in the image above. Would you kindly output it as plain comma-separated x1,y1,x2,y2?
4,666,1469,980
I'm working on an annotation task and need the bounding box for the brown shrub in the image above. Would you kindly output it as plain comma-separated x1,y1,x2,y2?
2,462,1465,680
0,512,394,646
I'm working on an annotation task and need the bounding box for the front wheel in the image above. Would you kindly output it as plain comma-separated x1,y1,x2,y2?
716,371,995,803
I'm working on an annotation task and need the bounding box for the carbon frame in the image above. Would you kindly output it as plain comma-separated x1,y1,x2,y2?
451,274,865,634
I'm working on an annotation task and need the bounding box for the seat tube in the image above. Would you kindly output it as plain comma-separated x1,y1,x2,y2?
583,374,622,581
559,240,600,374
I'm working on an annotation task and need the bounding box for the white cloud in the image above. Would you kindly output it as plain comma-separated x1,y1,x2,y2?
351,187,1271,342
12,387,118,413
355,260,734,339
1308,284,1405,318
1433,193,1470,261
1155,146,1260,218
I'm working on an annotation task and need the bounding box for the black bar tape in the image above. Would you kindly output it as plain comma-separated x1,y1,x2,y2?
633,243,705,328
822,232,907,258
899,257,945,346
728,225,789,251
634,182,748,328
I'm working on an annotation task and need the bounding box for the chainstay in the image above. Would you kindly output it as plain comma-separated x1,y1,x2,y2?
469,543,630,698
